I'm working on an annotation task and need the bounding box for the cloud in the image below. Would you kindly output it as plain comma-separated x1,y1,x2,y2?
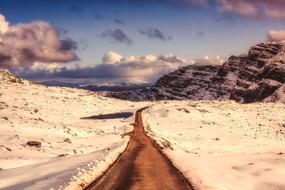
165,1,285,19
0,13,78,69
265,8,285,19
138,28,173,41
0,14,9,33
102,29,133,45
114,19,126,25
71,4,84,17
119,0,285,20
102,51,123,64
217,0,285,19
94,13,104,20
196,30,204,38
194,55,225,65
217,0,259,18
116,0,210,6
267,30,285,42
158,54,186,63
15,51,226,83
17,52,190,83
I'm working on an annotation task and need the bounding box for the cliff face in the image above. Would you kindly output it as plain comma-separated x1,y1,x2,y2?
108,42,285,103
229,43,285,103
149,42,285,103
150,64,226,100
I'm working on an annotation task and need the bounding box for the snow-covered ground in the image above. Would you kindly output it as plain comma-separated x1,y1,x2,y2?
143,101,285,190
0,73,147,190
1,70,285,190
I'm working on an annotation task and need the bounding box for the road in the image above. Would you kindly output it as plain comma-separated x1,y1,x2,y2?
85,108,194,190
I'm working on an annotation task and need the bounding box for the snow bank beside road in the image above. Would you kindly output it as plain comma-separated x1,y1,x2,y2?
143,101,285,190
0,140,128,190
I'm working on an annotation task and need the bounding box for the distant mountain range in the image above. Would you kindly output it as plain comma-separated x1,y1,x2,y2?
39,80,151,92
108,42,285,103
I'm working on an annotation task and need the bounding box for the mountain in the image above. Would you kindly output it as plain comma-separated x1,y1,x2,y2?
107,42,285,103
39,79,151,92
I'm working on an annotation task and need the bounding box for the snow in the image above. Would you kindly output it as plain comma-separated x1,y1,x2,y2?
143,101,285,190
1,70,285,190
0,77,147,190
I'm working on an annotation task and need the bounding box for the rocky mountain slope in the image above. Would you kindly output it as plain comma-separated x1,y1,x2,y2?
0,70,30,85
109,42,285,103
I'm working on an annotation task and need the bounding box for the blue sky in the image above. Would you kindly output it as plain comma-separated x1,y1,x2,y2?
1,0,285,83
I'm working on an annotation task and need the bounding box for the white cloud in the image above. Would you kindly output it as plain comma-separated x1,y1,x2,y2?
16,52,227,84
0,14,9,34
267,30,285,42
0,13,77,69
102,51,123,64
16,52,192,83
195,55,225,65
158,54,187,63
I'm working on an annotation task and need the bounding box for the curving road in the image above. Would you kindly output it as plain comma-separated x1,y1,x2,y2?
85,108,194,190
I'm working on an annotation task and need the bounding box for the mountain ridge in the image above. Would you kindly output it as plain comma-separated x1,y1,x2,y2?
108,42,285,103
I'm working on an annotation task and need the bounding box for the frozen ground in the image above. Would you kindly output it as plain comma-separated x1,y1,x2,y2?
0,73,147,190
143,101,285,190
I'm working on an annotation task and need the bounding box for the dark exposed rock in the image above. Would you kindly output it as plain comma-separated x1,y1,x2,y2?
107,42,285,103
26,141,41,148
58,154,68,157
0,145,12,151
63,138,72,144
229,43,285,103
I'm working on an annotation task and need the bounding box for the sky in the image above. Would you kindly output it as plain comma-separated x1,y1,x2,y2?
1,0,285,84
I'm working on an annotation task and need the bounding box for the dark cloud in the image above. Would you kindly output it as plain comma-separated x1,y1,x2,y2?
195,31,204,38
94,13,104,20
71,4,84,17
0,14,78,69
102,29,133,45
114,19,126,25
0,54,11,63
138,28,173,41
115,0,209,6
215,14,236,24
59,39,78,51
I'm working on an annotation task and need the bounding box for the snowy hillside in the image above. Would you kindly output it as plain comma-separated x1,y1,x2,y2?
0,70,147,190
143,101,285,190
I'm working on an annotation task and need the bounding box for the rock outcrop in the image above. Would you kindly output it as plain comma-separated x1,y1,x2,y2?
0,70,30,84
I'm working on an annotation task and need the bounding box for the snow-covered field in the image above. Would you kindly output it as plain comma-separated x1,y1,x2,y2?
0,72,147,190
143,101,285,190
1,70,285,190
